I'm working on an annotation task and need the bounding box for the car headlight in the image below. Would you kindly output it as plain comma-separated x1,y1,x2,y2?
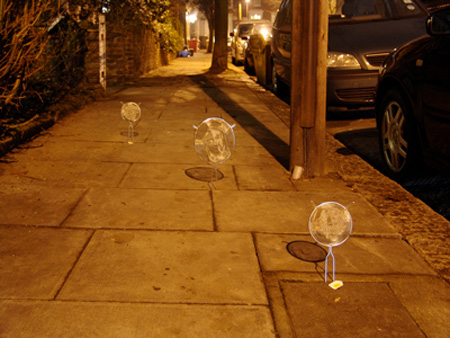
327,52,361,69
260,28,271,41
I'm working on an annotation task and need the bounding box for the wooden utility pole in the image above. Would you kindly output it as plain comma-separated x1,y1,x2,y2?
290,0,328,178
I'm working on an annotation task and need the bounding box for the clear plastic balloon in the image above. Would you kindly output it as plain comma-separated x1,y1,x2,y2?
120,102,141,125
194,117,236,166
309,201,352,247
308,201,353,283
120,102,141,144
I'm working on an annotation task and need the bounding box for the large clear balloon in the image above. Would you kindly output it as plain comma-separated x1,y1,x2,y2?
120,102,141,144
308,201,352,248
120,102,141,125
194,117,236,166
308,201,353,283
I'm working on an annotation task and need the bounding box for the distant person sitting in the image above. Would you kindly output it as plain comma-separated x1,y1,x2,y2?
180,47,190,57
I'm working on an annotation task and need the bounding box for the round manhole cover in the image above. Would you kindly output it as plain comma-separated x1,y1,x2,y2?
287,241,327,262
185,167,224,182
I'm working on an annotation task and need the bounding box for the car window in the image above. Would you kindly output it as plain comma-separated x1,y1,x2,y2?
238,24,254,36
252,24,272,34
274,0,291,28
329,0,423,21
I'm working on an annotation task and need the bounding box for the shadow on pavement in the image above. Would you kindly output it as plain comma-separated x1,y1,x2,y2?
191,74,290,170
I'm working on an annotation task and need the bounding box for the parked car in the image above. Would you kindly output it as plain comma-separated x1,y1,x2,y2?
421,0,450,11
375,7,450,179
271,0,431,108
230,20,271,65
243,22,273,75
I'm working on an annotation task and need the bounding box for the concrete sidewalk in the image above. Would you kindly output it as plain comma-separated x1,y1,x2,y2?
0,52,449,337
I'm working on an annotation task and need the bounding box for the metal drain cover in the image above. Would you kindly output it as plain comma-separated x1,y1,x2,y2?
185,167,224,182
287,240,327,262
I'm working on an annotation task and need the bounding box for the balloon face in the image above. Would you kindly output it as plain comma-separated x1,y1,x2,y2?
120,102,141,124
308,202,352,247
194,117,235,166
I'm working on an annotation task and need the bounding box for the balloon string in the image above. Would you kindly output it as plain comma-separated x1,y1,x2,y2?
128,122,134,144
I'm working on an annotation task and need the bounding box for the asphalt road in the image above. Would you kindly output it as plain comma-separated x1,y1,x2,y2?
326,109,450,222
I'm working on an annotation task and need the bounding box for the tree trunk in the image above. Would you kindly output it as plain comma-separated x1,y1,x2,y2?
207,19,214,53
210,0,227,72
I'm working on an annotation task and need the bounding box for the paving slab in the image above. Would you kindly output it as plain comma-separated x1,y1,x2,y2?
290,175,357,193
233,164,295,191
63,188,213,230
157,106,217,121
7,139,201,164
0,227,92,299
43,109,152,143
119,163,238,190
388,276,450,337
0,159,129,188
228,146,283,166
0,301,275,338
213,191,397,234
58,230,268,304
255,234,435,276
0,185,86,226
169,88,215,105
148,118,212,145
115,86,177,104
232,127,266,148
281,281,425,338
143,143,205,164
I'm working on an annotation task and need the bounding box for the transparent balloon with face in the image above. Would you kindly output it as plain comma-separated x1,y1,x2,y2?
120,102,141,144
308,201,353,283
194,117,236,166
309,202,352,248
120,102,141,125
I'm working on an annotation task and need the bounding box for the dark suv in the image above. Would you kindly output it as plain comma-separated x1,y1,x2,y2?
271,0,431,108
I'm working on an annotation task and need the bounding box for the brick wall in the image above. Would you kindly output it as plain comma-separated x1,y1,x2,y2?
85,24,175,86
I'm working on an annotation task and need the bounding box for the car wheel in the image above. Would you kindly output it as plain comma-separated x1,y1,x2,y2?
244,57,254,75
377,88,420,180
271,64,288,96
271,65,280,94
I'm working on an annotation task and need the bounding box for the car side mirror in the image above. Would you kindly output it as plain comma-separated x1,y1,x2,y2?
241,36,248,40
427,8,450,35
230,32,235,37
